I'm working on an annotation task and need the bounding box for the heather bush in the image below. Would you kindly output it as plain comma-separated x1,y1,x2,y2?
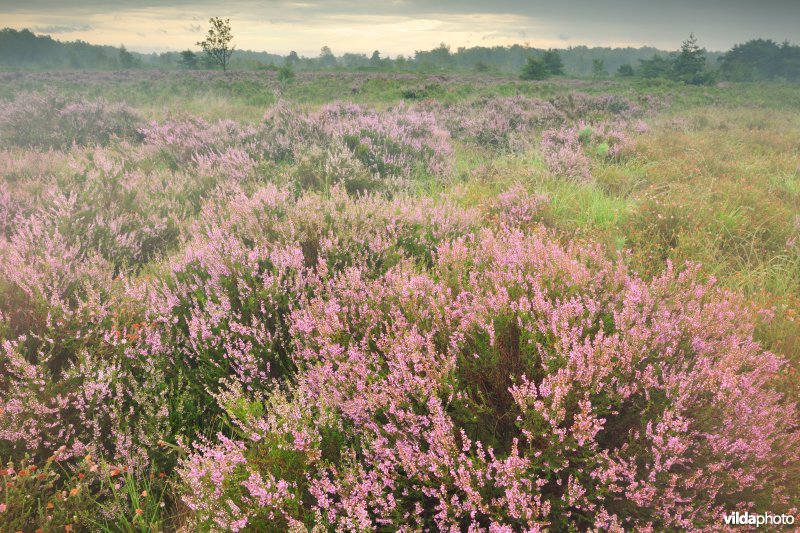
115,185,478,445
1,73,798,531
1,148,185,270
541,121,642,181
0,277,174,471
140,102,454,184
0,157,189,468
491,183,550,226
0,91,142,149
550,93,641,121
0,147,70,184
178,227,799,531
177,412,307,531
193,147,258,182
316,102,453,178
139,116,259,171
433,96,566,151
541,124,592,181
258,101,321,163
587,123,636,160
291,138,382,194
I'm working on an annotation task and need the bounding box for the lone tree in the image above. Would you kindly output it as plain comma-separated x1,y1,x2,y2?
674,33,711,85
197,17,235,73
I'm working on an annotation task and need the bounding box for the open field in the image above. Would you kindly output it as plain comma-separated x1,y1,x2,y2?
1,70,799,531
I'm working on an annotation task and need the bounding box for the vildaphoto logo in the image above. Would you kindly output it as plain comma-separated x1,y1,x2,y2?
723,511,796,528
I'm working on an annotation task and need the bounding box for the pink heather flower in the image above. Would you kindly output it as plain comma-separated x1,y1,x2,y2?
1,84,796,532
540,124,591,181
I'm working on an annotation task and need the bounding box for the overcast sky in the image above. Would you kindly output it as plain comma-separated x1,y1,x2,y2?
3,0,799,56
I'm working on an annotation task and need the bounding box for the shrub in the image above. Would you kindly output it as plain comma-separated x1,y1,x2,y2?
540,124,592,181
277,64,295,83
550,93,641,121
178,227,800,531
0,452,172,531
520,57,548,81
541,121,640,181
291,139,379,194
0,91,142,149
316,102,453,179
492,184,550,226
435,96,566,151
140,102,454,182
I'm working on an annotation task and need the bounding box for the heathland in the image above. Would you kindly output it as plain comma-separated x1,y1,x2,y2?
1,70,799,531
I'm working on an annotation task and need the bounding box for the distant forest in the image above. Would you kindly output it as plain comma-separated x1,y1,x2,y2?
1,27,798,81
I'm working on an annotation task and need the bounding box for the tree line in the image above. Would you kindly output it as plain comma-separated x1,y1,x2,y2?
1,26,798,83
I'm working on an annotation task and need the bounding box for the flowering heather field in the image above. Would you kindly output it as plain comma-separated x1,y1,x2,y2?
1,71,799,531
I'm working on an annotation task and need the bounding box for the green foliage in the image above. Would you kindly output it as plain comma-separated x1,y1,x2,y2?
196,17,235,73
179,50,198,69
119,45,137,69
674,33,713,85
415,42,454,70
638,34,713,85
520,56,548,80
0,454,173,532
369,50,382,68
0,27,733,76
277,64,295,82
84,465,172,532
401,82,445,100
639,54,675,79
616,63,635,77
543,49,565,75
0,455,93,531
592,58,606,78
0,28,123,69
319,45,337,68
720,38,800,81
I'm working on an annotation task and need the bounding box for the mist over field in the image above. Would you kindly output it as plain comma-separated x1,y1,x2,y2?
1,2,800,531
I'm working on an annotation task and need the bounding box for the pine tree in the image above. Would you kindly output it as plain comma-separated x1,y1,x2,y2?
674,33,709,85
520,57,548,80
543,49,564,75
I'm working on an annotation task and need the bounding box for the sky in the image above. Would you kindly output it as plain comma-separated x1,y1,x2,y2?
2,0,800,56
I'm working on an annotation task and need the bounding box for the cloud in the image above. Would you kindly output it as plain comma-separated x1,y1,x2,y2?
186,24,202,33
32,24,92,34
